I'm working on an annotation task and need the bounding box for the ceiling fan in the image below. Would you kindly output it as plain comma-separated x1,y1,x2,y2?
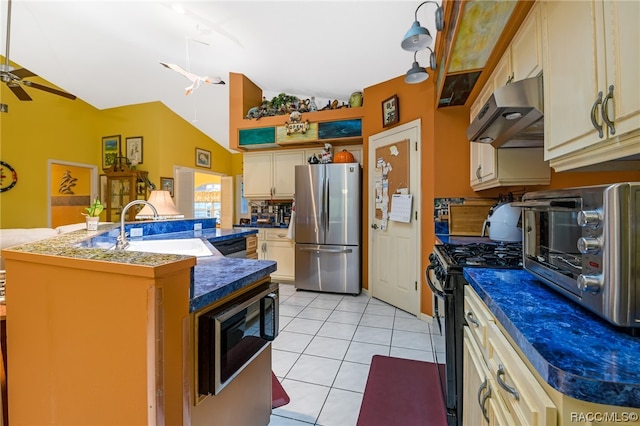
1,0,76,102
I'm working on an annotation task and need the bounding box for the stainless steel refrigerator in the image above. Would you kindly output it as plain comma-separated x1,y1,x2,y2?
294,163,361,294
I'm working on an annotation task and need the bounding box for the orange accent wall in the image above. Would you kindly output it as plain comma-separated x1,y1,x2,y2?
362,74,640,317
361,73,436,316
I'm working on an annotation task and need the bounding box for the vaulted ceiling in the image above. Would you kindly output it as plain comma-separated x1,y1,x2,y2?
2,1,444,151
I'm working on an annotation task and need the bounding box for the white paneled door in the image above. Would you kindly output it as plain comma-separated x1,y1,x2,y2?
368,119,421,315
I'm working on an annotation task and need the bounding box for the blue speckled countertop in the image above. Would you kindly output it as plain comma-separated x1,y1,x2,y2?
191,256,276,312
6,219,275,314
77,221,276,312
464,268,640,408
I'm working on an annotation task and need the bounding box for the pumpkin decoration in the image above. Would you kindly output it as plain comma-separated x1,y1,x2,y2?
333,149,355,163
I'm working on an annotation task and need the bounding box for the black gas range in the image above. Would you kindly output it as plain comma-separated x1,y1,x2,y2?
427,241,523,426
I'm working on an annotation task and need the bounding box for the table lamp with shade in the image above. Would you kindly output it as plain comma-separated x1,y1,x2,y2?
135,190,184,220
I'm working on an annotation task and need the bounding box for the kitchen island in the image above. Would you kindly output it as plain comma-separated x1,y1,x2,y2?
2,219,276,425
464,268,640,423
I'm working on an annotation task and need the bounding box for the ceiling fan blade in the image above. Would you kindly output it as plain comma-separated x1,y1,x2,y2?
22,80,77,100
8,83,32,101
10,68,36,79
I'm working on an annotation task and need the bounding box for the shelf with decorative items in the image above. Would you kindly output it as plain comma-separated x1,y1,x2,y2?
229,73,364,151
104,161,150,222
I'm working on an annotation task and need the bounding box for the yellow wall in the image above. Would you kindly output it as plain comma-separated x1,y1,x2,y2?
0,68,102,228
0,60,235,228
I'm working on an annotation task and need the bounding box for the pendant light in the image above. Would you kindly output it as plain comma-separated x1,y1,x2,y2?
401,1,445,52
405,52,428,84
405,47,437,84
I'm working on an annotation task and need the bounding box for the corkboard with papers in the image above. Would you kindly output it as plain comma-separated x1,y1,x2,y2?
374,139,409,220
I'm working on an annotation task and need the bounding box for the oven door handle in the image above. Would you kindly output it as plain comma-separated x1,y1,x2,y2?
425,265,446,299
511,198,580,209
260,292,279,341
214,286,276,323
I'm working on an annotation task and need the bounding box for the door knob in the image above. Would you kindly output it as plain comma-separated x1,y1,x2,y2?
371,224,378,229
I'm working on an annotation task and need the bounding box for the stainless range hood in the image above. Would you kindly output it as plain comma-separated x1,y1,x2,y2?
467,75,544,149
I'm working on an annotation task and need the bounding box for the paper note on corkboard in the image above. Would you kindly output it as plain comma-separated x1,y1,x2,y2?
374,139,409,220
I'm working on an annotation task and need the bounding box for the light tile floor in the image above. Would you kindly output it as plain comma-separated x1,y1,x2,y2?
269,283,446,426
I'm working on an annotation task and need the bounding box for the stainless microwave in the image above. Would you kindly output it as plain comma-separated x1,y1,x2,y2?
197,281,279,396
516,183,640,329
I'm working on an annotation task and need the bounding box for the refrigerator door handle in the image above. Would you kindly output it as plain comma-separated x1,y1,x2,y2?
299,247,353,254
324,175,329,235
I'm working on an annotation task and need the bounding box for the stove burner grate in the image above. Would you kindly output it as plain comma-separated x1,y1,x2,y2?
440,242,523,268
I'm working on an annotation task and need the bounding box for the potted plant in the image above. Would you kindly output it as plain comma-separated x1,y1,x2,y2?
83,198,104,231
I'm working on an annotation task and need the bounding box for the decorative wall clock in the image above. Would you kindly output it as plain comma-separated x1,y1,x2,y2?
0,160,18,192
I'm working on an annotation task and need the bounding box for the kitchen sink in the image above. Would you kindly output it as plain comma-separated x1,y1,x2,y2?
113,238,214,257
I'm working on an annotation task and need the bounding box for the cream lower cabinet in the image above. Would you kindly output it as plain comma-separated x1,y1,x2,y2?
464,328,514,425
255,228,294,282
464,287,557,425
542,0,640,171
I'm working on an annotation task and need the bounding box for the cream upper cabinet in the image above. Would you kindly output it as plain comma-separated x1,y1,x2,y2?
243,151,305,199
273,151,305,197
470,80,494,125
469,3,548,191
542,0,640,171
470,146,549,191
244,145,362,199
243,153,274,199
510,2,543,82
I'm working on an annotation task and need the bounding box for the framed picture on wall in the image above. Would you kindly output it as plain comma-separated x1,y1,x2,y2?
160,177,174,197
196,148,211,168
102,135,121,169
125,136,143,165
382,95,399,128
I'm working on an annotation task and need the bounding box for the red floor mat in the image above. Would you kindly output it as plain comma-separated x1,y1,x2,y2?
357,355,447,426
272,372,290,409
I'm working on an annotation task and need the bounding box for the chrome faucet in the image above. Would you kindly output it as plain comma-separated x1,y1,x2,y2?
116,200,159,250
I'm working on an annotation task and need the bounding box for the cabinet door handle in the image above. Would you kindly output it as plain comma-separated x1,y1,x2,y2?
506,73,514,85
601,85,615,136
466,311,480,327
477,378,491,423
497,363,520,400
476,165,482,181
590,91,604,138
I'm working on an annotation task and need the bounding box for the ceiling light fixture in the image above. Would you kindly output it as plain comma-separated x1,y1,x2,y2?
503,112,523,120
405,47,437,84
401,1,445,52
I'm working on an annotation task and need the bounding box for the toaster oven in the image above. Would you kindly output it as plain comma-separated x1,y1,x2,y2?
516,182,639,329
